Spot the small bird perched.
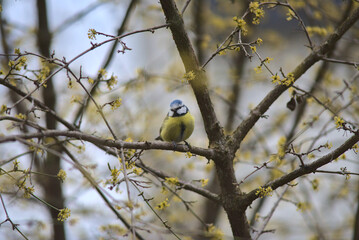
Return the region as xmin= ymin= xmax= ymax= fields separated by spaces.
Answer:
xmin=157 ymin=99 xmax=194 ymax=143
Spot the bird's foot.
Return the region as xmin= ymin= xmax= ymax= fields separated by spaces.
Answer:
xmin=184 ymin=140 xmax=192 ymax=151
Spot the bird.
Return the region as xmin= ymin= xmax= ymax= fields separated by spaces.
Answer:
xmin=157 ymin=99 xmax=194 ymax=143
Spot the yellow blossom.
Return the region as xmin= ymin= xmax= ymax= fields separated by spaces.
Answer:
xmin=255 ymin=186 xmax=273 ymax=198
xmin=218 ymin=50 xmax=227 ymax=56
xmin=13 ymin=159 xmax=20 ymax=171
xmin=283 ymin=73 xmax=295 ymax=86
xmin=307 ymin=26 xmax=328 ymax=37
xmin=107 ymin=75 xmax=118 ymax=90
xmin=271 ymin=74 xmax=281 ymax=84
xmin=88 ymin=77 xmax=94 ymax=84
xmin=296 ymin=202 xmax=311 ymax=212
xmin=37 ymin=63 xmax=51 ymax=87
xmin=70 ymin=95 xmax=82 ymax=104
xmin=334 ymin=116 xmax=344 ymax=128
xmin=249 ymin=1 xmax=264 ymax=25
xmin=155 ymin=198 xmax=170 ymax=210
xmin=57 ymin=208 xmax=71 ymax=221
xmin=184 ymin=70 xmax=196 ymax=81
xmin=57 ymin=169 xmax=67 ymax=183
xmin=254 ymin=66 xmax=262 ymax=74
xmin=286 ymin=9 xmax=295 ymax=21
xmin=325 ymin=142 xmax=333 ymax=149
xmin=165 ymin=177 xmax=179 ymax=186
xmin=200 ymin=179 xmax=209 ymax=187
xmin=110 ymin=98 xmax=122 ymax=110
xmin=23 ymin=186 xmax=34 ymax=198
xmin=110 ymin=167 xmax=120 ymax=184
xmin=8 ymin=60 xmax=15 ymax=67
xmin=132 ymin=167 xmax=143 ymax=175
xmin=87 ymin=28 xmax=97 ymax=40
xmin=250 ymin=46 xmax=257 ymax=52
xmin=161 ymin=186 xmax=168 ymax=194
xmin=352 ymin=144 xmax=358 ymax=153
xmin=98 ymin=68 xmax=108 ymax=79
xmin=67 ymin=80 xmax=73 ymax=88
xmin=277 ymin=136 xmax=286 ymax=158
xmin=311 ymin=179 xmax=319 ymax=191
xmin=0 ymin=104 xmax=7 ymax=115
xmin=205 ymin=224 xmax=224 ymax=240
xmin=256 ymin=37 xmax=263 ymax=46
xmin=233 ymin=17 xmax=248 ymax=35
xmin=264 ymin=57 xmax=273 ymax=63
xmin=185 ymin=152 xmax=193 ymax=158
xmin=100 ymin=224 xmax=126 ymax=235
xmin=15 ymin=113 xmax=26 ymax=120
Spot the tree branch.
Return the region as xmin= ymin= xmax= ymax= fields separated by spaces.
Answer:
xmin=159 ymin=0 xmax=224 ymax=144
xmin=0 ymin=129 xmax=216 ymax=159
xmin=243 ymin=131 xmax=359 ymax=206
xmin=230 ymin=6 xmax=359 ymax=152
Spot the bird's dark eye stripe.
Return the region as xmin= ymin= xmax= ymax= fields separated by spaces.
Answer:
xmin=171 ymin=106 xmax=182 ymax=111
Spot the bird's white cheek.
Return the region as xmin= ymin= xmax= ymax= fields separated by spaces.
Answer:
xmin=168 ymin=111 xmax=174 ymax=117
xmin=177 ymin=106 xmax=187 ymax=115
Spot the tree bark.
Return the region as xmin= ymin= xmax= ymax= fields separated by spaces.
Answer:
xmin=36 ymin=1 xmax=65 ymax=240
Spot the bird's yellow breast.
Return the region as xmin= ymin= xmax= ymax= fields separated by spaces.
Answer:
xmin=160 ymin=112 xmax=194 ymax=142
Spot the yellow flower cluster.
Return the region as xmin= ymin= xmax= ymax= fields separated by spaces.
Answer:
xmin=16 ymin=176 xmax=35 ymax=199
xmin=205 ymin=224 xmax=224 ymax=240
xmin=98 ymin=68 xmax=107 ymax=79
xmin=8 ymin=56 xmax=27 ymax=71
xmin=286 ymin=9 xmax=295 ymax=21
xmin=15 ymin=113 xmax=26 ymax=120
xmin=110 ymin=98 xmax=122 ymax=110
xmin=155 ymin=198 xmax=170 ymax=210
xmin=0 ymin=104 xmax=7 ymax=115
xmin=57 ymin=169 xmax=67 ymax=183
xmin=254 ymin=66 xmax=262 ymax=74
xmin=37 ymin=63 xmax=51 ymax=87
xmin=107 ymin=75 xmax=118 ymax=90
xmin=249 ymin=1 xmax=265 ymax=25
xmin=99 ymin=224 xmax=126 ymax=235
xmin=271 ymin=73 xmax=295 ymax=86
xmin=233 ymin=16 xmax=248 ymax=35
xmin=110 ymin=167 xmax=120 ymax=185
xmin=352 ymin=144 xmax=358 ymax=153
xmin=165 ymin=177 xmax=179 ymax=186
xmin=57 ymin=208 xmax=71 ymax=221
xmin=324 ymin=142 xmax=333 ymax=149
xmin=23 ymin=186 xmax=35 ymax=199
xmin=307 ymin=26 xmax=328 ymax=37
xmin=296 ymin=202 xmax=311 ymax=212
xmin=123 ymin=138 xmax=136 ymax=159
xmin=132 ymin=167 xmax=143 ymax=175
xmin=200 ymin=179 xmax=209 ymax=187
xmin=311 ymin=179 xmax=319 ymax=191
xmin=334 ymin=116 xmax=344 ymax=128
xmin=87 ymin=28 xmax=97 ymax=40
xmin=183 ymin=70 xmax=196 ymax=81
xmin=255 ymin=186 xmax=273 ymax=198
xmin=277 ymin=136 xmax=287 ymax=158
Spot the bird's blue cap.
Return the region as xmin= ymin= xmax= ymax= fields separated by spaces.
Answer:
xmin=170 ymin=99 xmax=183 ymax=110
